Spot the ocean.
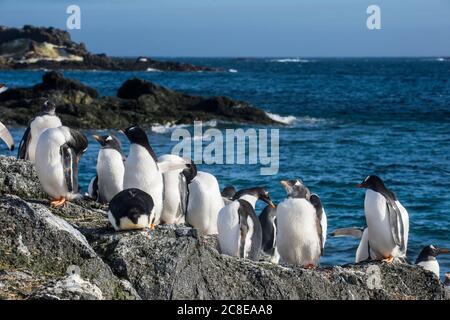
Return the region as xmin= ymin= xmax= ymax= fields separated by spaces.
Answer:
xmin=1 ymin=57 xmax=449 ymax=278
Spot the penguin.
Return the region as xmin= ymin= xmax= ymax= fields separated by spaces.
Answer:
xmin=35 ymin=126 xmax=88 ymax=206
xmin=0 ymin=84 xmax=7 ymax=94
xmin=184 ymin=163 xmax=225 ymax=235
xmin=108 ymin=188 xmax=155 ymax=231
xmin=0 ymin=121 xmax=14 ymax=151
xmin=357 ymin=175 xmax=410 ymax=262
xmin=159 ymin=154 xmax=191 ymax=225
xmin=259 ymin=204 xmax=280 ymax=263
xmin=445 ymin=273 xmax=450 ymax=289
xmin=276 ymin=179 xmax=327 ymax=267
xmin=122 ymin=125 xmax=188 ymax=225
xmin=88 ymin=135 xmax=125 ymax=204
xmin=221 ymin=185 xmax=236 ymax=205
xmin=18 ymin=100 xmax=62 ymax=164
xmin=331 ymin=227 xmax=370 ymax=263
xmin=217 ymin=187 xmax=274 ymax=261
xmin=121 ymin=125 xmax=164 ymax=224
xmin=415 ymin=245 xmax=449 ymax=278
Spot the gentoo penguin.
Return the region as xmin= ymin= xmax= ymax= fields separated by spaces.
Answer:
xmin=18 ymin=100 xmax=62 ymax=164
xmin=122 ymin=125 xmax=188 ymax=225
xmin=331 ymin=227 xmax=370 ymax=263
xmin=276 ymin=179 xmax=327 ymax=267
xmin=159 ymin=154 xmax=190 ymax=225
xmin=259 ymin=204 xmax=279 ymax=263
xmin=0 ymin=84 xmax=7 ymax=94
xmin=108 ymin=188 xmax=155 ymax=231
xmin=217 ymin=187 xmax=274 ymax=261
xmin=122 ymin=125 xmax=164 ymax=224
xmin=357 ymin=175 xmax=410 ymax=262
xmin=35 ymin=126 xmax=88 ymax=206
xmin=221 ymin=185 xmax=236 ymax=205
xmin=0 ymin=121 xmax=14 ymax=151
xmin=88 ymin=135 xmax=125 ymax=204
xmin=415 ymin=245 xmax=449 ymax=278
xmin=184 ymin=164 xmax=225 ymax=235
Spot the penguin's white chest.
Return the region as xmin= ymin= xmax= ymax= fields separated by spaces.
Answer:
xmin=417 ymin=260 xmax=440 ymax=278
xmin=276 ymin=198 xmax=321 ymax=266
xmin=97 ymin=149 xmax=124 ymax=203
xmin=28 ymin=115 xmax=62 ymax=163
xmin=186 ymin=171 xmax=224 ymax=235
xmin=124 ymin=144 xmax=163 ymax=220
xmin=217 ymin=201 xmax=242 ymax=257
xmin=364 ymin=190 xmax=396 ymax=259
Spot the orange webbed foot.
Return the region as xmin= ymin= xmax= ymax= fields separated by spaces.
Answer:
xmin=50 ymin=197 xmax=66 ymax=207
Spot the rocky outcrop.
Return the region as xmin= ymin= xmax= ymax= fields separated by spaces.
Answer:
xmin=0 ymin=156 xmax=448 ymax=300
xmin=0 ymin=72 xmax=279 ymax=128
xmin=0 ymin=25 xmax=220 ymax=72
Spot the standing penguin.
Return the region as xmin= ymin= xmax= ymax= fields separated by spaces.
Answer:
xmin=415 ymin=245 xmax=449 ymax=278
xmin=88 ymin=135 xmax=125 ymax=204
xmin=18 ymin=100 xmax=62 ymax=164
xmin=221 ymin=185 xmax=236 ymax=205
xmin=184 ymin=163 xmax=225 ymax=235
xmin=35 ymin=126 xmax=88 ymax=206
xmin=357 ymin=175 xmax=410 ymax=262
xmin=331 ymin=227 xmax=370 ymax=263
xmin=159 ymin=154 xmax=191 ymax=225
xmin=276 ymin=179 xmax=327 ymax=267
xmin=108 ymin=188 xmax=155 ymax=231
xmin=122 ymin=125 xmax=187 ymax=225
xmin=217 ymin=187 xmax=274 ymax=261
xmin=0 ymin=121 xmax=14 ymax=151
xmin=259 ymin=204 xmax=279 ymax=263
xmin=122 ymin=125 xmax=164 ymax=224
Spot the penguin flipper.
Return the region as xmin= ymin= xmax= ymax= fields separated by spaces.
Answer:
xmin=0 ymin=121 xmax=14 ymax=151
xmin=237 ymin=200 xmax=250 ymax=259
xmin=310 ymin=194 xmax=325 ymax=255
xmin=61 ymin=143 xmax=77 ymax=193
xmin=88 ymin=175 xmax=99 ymax=201
xmin=386 ymin=200 xmax=405 ymax=252
xmin=17 ymin=126 xmax=31 ymax=159
xmin=179 ymin=173 xmax=188 ymax=216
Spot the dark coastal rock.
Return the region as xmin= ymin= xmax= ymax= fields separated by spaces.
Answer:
xmin=0 ymin=73 xmax=279 ymax=128
xmin=0 ymin=156 xmax=448 ymax=300
xmin=0 ymin=25 xmax=220 ymax=72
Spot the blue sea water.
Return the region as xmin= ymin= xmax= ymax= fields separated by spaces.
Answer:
xmin=1 ymin=58 xmax=449 ymax=278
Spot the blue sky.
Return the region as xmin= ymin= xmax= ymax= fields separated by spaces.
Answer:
xmin=1 ymin=0 xmax=449 ymax=57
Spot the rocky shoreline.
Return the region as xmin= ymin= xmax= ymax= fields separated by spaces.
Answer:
xmin=0 ymin=71 xmax=279 ymax=128
xmin=0 ymin=156 xmax=448 ymax=300
xmin=0 ymin=25 xmax=221 ymax=72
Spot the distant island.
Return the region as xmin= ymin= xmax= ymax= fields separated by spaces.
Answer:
xmin=0 ymin=25 xmax=221 ymax=72
xmin=0 ymin=71 xmax=280 ymax=128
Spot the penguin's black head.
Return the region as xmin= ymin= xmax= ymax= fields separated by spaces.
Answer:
xmin=121 ymin=125 xmax=149 ymax=145
xmin=93 ymin=135 xmax=123 ymax=152
xmin=416 ymin=245 xmax=449 ymax=263
xmin=280 ymin=179 xmax=310 ymax=199
xmin=42 ymin=100 xmax=56 ymax=114
xmin=357 ymin=175 xmax=396 ymax=200
xmin=182 ymin=162 xmax=197 ymax=184
xmin=221 ymin=185 xmax=236 ymax=200
xmin=233 ymin=187 xmax=275 ymax=208
xmin=68 ymin=129 xmax=88 ymax=157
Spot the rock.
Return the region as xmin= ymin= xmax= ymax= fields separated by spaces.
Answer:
xmin=29 ymin=274 xmax=104 ymax=300
xmin=0 ymin=73 xmax=280 ymax=128
xmin=0 ymin=25 xmax=220 ymax=72
xmin=0 ymin=156 xmax=448 ymax=300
